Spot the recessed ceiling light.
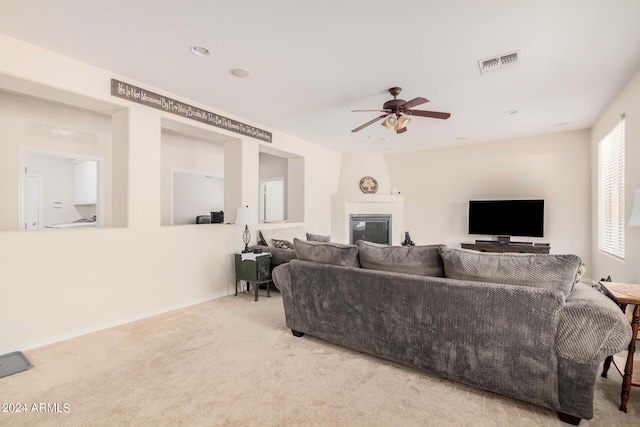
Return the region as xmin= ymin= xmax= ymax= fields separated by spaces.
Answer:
xmin=362 ymin=136 xmax=372 ymax=140
xmin=503 ymin=110 xmax=518 ymax=115
xmin=456 ymin=137 xmax=468 ymax=141
xmin=555 ymin=122 xmax=571 ymax=126
xmin=230 ymin=68 xmax=250 ymax=78
xmin=191 ymin=46 xmax=210 ymax=57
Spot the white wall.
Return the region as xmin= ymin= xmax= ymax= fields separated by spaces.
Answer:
xmin=0 ymin=34 xmax=341 ymax=354
xmin=259 ymin=152 xmax=288 ymax=180
xmin=337 ymin=153 xmax=391 ymax=195
xmin=384 ymin=130 xmax=593 ymax=270
xmin=591 ymin=68 xmax=640 ymax=283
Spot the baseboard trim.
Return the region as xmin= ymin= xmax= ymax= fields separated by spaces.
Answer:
xmin=0 ymin=289 xmax=234 ymax=356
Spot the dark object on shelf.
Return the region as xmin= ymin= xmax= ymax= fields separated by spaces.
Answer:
xmin=253 ymin=248 xmax=263 ymax=254
xmin=210 ymin=211 xmax=224 ymax=223
xmin=196 ymin=215 xmax=211 ymax=224
xmin=401 ymin=231 xmax=415 ymax=247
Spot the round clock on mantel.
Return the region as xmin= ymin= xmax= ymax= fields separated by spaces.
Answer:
xmin=359 ymin=176 xmax=378 ymax=194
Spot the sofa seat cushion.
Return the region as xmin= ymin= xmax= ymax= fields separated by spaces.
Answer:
xmin=357 ymin=241 xmax=445 ymax=277
xmin=293 ymin=238 xmax=360 ymax=267
xmin=259 ymin=226 xmax=306 ymax=248
xmin=439 ymin=247 xmax=582 ymax=297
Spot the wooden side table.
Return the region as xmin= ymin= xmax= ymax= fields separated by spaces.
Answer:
xmin=234 ymin=253 xmax=272 ymax=301
xmin=599 ymin=281 xmax=640 ymax=412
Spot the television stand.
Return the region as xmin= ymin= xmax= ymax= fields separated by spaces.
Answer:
xmin=461 ymin=241 xmax=550 ymax=254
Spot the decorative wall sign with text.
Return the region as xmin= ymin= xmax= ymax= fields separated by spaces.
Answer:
xmin=110 ymin=79 xmax=272 ymax=143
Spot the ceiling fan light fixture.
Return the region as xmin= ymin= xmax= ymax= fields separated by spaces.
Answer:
xmin=395 ymin=114 xmax=410 ymax=131
xmin=381 ymin=113 xmax=398 ymax=129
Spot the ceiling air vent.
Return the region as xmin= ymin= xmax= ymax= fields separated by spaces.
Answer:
xmin=478 ymin=50 xmax=520 ymax=75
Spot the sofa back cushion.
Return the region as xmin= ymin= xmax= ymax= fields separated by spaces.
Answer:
xmin=293 ymin=238 xmax=360 ymax=267
xmin=439 ymin=247 xmax=582 ymax=297
xmin=357 ymin=241 xmax=445 ymax=277
xmin=306 ymin=232 xmax=331 ymax=242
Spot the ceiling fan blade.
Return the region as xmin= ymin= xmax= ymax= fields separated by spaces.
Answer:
xmin=351 ymin=114 xmax=388 ymax=133
xmin=398 ymin=97 xmax=429 ymax=110
xmin=352 ymin=109 xmax=391 ymax=113
xmin=405 ymin=109 xmax=451 ymax=120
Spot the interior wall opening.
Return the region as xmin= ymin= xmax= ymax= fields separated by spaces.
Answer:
xmin=21 ymin=150 xmax=102 ymax=229
xmin=161 ymin=119 xmax=228 ymax=226
xmin=258 ymin=148 xmax=305 ymax=223
xmin=0 ymin=84 xmax=124 ymax=231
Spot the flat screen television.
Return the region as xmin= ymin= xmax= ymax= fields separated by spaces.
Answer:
xmin=468 ymin=199 xmax=544 ymax=238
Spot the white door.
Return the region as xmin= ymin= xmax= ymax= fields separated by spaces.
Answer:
xmin=260 ymin=178 xmax=285 ymax=222
xmin=24 ymin=174 xmax=42 ymax=229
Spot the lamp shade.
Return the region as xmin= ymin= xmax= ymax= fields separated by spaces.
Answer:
xmin=396 ymin=114 xmax=411 ymax=130
xmin=381 ymin=114 xmax=398 ymax=129
xmin=236 ymin=206 xmax=257 ymax=225
xmin=629 ymin=188 xmax=640 ymax=227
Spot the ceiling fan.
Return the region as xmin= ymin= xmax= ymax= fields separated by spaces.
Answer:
xmin=351 ymin=87 xmax=450 ymax=134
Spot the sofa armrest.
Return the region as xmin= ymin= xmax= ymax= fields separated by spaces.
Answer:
xmin=272 ymin=263 xmax=297 ymax=331
xmin=272 ymin=263 xmax=291 ymax=293
xmin=556 ymin=282 xmax=632 ymax=363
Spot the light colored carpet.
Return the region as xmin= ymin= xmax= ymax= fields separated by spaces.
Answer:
xmin=0 ymin=291 xmax=638 ymax=426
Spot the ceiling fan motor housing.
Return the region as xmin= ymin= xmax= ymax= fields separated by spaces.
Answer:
xmin=383 ymin=99 xmax=406 ymax=112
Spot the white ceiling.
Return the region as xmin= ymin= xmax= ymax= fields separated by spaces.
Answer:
xmin=2 ymin=0 xmax=640 ymax=154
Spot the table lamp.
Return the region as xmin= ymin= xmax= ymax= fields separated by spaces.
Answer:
xmin=236 ymin=206 xmax=258 ymax=253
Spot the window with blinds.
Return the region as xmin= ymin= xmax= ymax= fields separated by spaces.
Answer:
xmin=597 ymin=116 xmax=625 ymax=259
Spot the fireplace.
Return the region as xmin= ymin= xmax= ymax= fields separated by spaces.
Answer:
xmin=350 ymin=214 xmax=391 ymax=245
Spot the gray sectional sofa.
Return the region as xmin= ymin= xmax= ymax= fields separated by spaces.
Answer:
xmin=272 ymin=239 xmax=631 ymax=424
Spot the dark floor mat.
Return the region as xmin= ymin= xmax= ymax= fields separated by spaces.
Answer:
xmin=0 ymin=351 xmax=33 ymax=378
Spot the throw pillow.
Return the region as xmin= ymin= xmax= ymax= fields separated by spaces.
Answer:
xmin=272 ymin=239 xmax=294 ymax=250
xmin=439 ymin=247 xmax=582 ymax=297
xmin=257 ymin=231 xmax=267 ymax=246
xmin=356 ymin=240 xmax=445 ymax=277
xmin=306 ymin=232 xmax=331 ymax=242
xmin=260 ymin=226 xmax=306 ymax=248
xmin=293 ymin=238 xmax=360 ymax=267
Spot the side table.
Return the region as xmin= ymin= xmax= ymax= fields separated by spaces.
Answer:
xmin=234 ymin=252 xmax=272 ymax=301
xmin=600 ymin=281 xmax=640 ymax=412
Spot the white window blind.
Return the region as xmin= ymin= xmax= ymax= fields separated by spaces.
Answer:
xmin=598 ymin=116 xmax=625 ymax=259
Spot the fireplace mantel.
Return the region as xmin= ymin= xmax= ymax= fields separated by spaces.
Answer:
xmin=331 ymin=194 xmax=404 ymax=245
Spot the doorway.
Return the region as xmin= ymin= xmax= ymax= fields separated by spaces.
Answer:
xmin=23 ymin=174 xmax=42 ymax=229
